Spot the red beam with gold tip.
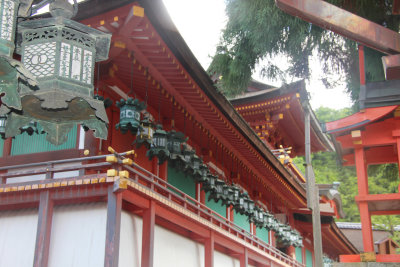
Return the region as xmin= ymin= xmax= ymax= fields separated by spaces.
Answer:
xmin=275 ymin=0 xmax=400 ymax=55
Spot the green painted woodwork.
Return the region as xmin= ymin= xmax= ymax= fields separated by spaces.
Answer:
xmin=306 ymin=249 xmax=313 ymax=267
xmin=234 ymin=210 xmax=250 ymax=232
xmin=10 ymin=125 xmax=77 ymax=156
xmin=167 ymin=166 xmax=196 ymax=199
xmin=256 ymin=226 xmax=269 ymax=244
xmin=295 ymin=247 xmax=303 ymax=264
xmin=205 ymin=191 xmax=226 ymax=218
xmin=0 ymin=138 xmax=3 ymax=156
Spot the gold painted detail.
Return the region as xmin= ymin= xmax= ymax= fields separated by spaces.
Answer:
xmin=133 ymin=6 xmax=145 ymax=17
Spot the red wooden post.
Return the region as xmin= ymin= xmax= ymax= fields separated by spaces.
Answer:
xmin=240 ymin=247 xmax=248 ymax=267
xmin=358 ymin=45 xmax=366 ymax=86
xmin=205 ymin=231 xmax=214 ymax=267
xmin=287 ymin=246 xmax=296 ymax=259
xmin=196 ymin=183 xmax=201 ymax=202
xmin=104 ymin=186 xmax=123 ymax=267
xmin=142 ymin=200 xmax=155 ymax=267
xmin=354 ymin=147 xmax=374 ymax=252
xmin=3 ymin=137 xmax=12 ymax=157
xmin=151 ymin=157 xmax=158 ymax=176
xmin=200 ymin=184 xmax=206 ymax=204
xmin=33 ymin=191 xmax=54 ymax=267
xmin=159 ymin=161 xmax=167 ymax=181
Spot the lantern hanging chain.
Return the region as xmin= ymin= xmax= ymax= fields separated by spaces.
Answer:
xmin=158 ymin=84 xmax=162 ymax=123
xmin=183 ymin=110 xmax=186 ymax=135
xmin=230 ymin=154 xmax=233 ymax=185
xmin=145 ymin=68 xmax=149 ymax=105
xmin=171 ymin=97 xmax=175 ymax=128
xmin=192 ymin=118 xmax=195 ymax=142
xmin=129 ymin=52 xmax=135 ymax=98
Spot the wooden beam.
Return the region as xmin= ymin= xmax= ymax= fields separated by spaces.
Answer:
xmin=104 ymin=186 xmax=123 ymax=267
xmin=141 ymin=200 xmax=155 ymax=267
xmin=33 ymin=191 xmax=53 ymax=267
xmin=205 ymin=231 xmax=214 ymax=267
xmin=276 ymin=0 xmax=400 ymax=54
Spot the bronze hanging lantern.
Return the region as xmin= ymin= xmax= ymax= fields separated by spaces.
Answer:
xmin=146 ymin=124 xmax=169 ymax=164
xmin=5 ymin=0 xmax=111 ymax=145
xmin=207 ymin=178 xmax=225 ymax=203
xmin=135 ymin=111 xmax=154 ymax=148
xmin=234 ymin=191 xmax=248 ymax=215
xmin=188 ymin=152 xmax=202 ymax=176
xmin=167 ymin=129 xmax=187 ymax=158
xmin=116 ymin=97 xmax=146 ymax=134
xmin=193 ymin=163 xmax=209 ymax=183
xmin=201 ymin=173 xmax=217 ymax=193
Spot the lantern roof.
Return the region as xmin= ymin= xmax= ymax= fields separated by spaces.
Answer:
xmin=17 ymin=16 xmax=111 ymax=62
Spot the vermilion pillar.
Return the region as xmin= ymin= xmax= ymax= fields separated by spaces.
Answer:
xmin=104 ymin=186 xmax=123 ymax=267
xmin=240 ymin=247 xmax=248 ymax=267
xmin=33 ymin=191 xmax=54 ymax=267
xmin=142 ymin=200 xmax=155 ymax=267
xmin=205 ymin=231 xmax=214 ymax=267
xmin=354 ymin=147 xmax=374 ymax=252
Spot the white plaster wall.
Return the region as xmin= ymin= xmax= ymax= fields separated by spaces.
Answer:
xmin=119 ymin=211 xmax=143 ymax=267
xmin=214 ymin=250 xmax=240 ymax=267
xmin=154 ymin=224 xmax=204 ymax=267
xmin=48 ymin=202 xmax=107 ymax=267
xmin=0 ymin=209 xmax=38 ymax=267
xmin=214 ymin=250 xmax=256 ymax=267
xmin=119 ymin=211 xmax=258 ymax=267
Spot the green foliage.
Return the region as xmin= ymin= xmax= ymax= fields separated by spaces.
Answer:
xmin=314 ymin=106 xmax=352 ymax=123
xmin=209 ymin=0 xmax=400 ymax=102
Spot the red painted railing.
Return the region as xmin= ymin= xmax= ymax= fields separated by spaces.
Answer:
xmin=0 ymin=154 xmax=305 ymax=267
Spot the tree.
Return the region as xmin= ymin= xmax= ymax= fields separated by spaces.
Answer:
xmin=209 ymin=0 xmax=399 ymax=102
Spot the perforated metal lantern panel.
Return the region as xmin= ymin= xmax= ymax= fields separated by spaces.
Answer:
xmin=0 ymin=0 xmax=18 ymax=57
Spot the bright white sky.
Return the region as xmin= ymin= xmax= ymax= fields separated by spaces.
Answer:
xmin=162 ymin=0 xmax=352 ymax=110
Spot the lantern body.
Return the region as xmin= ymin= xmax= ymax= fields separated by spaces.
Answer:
xmin=19 ymin=18 xmax=109 ymax=98
xmin=0 ymin=115 xmax=6 ymax=137
xmin=5 ymin=16 xmax=111 ymax=145
xmin=154 ymin=130 xmax=167 ymax=148
xmin=136 ymin=115 xmax=154 ymax=148
xmin=146 ymin=125 xmax=170 ymax=164
xmin=167 ymin=130 xmax=186 ymax=155
xmin=192 ymin=155 xmax=201 ymax=170
xmin=116 ymin=98 xmax=145 ymax=134
xmin=0 ymin=0 xmax=18 ymax=57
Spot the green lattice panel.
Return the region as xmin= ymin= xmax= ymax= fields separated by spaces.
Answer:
xmin=205 ymin=192 xmax=226 ymax=218
xmin=256 ymin=227 xmax=269 ymax=244
xmin=306 ymin=249 xmax=313 ymax=267
xmin=167 ymin=166 xmax=196 ymax=199
xmin=296 ymin=247 xmax=303 ymax=264
xmin=234 ymin=210 xmax=250 ymax=232
xmin=11 ymin=125 xmax=77 ymax=155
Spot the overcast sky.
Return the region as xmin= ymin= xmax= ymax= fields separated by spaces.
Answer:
xmin=162 ymin=0 xmax=352 ymax=110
